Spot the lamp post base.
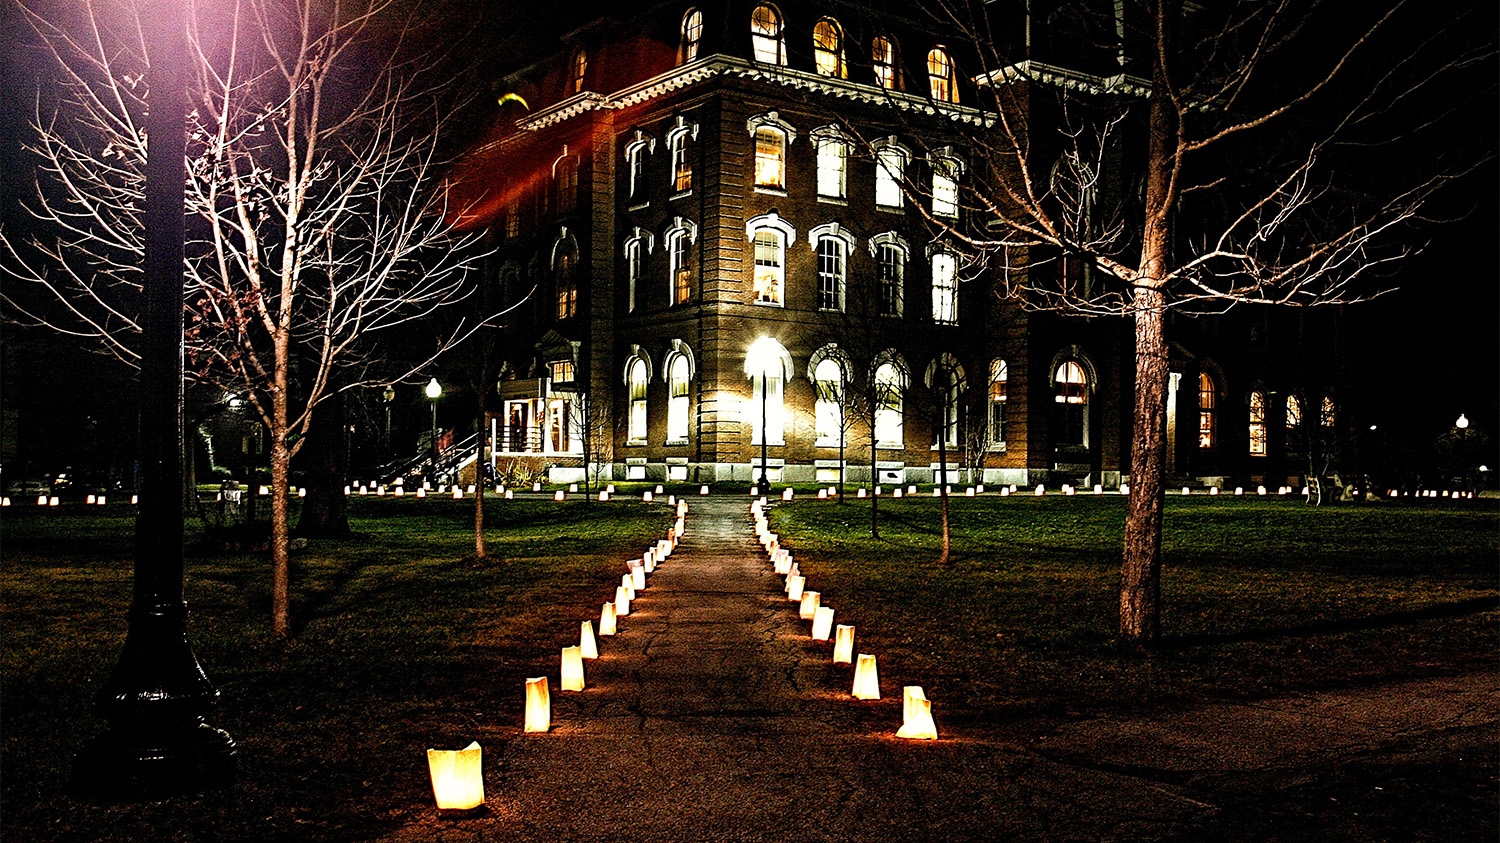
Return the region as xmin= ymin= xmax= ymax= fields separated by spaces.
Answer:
xmin=74 ymin=720 xmax=236 ymax=801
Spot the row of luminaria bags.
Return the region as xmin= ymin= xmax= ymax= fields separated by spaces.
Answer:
xmin=752 ymin=498 xmax=938 ymax=742
xmin=425 ymin=497 xmax=691 ymax=814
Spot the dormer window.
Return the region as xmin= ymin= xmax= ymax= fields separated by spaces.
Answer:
xmin=927 ymin=46 xmax=958 ymax=104
xmin=813 ymin=18 xmax=845 ymax=79
xmin=872 ymin=36 xmax=898 ymax=89
xmin=751 ymin=4 xmax=785 ymax=65
xmin=680 ymin=9 xmax=703 ymax=64
xmin=570 ymin=50 xmax=587 ymax=94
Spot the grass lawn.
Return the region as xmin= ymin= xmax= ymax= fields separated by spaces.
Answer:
xmin=2 ymin=495 xmax=672 ymax=842
xmin=769 ymin=494 xmax=1499 ymax=724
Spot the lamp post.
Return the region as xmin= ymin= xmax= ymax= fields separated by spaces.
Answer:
xmin=383 ymin=385 xmax=396 ymax=464
xmin=427 ymin=378 xmax=442 ymax=481
xmin=1456 ymin=414 xmax=1470 ymax=492
xmin=73 ymin=0 xmax=235 ymax=798
xmin=746 ymin=338 xmax=778 ymax=497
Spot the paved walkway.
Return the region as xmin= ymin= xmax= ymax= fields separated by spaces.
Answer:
xmin=380 ymin=498 xmax=1498 ymax=842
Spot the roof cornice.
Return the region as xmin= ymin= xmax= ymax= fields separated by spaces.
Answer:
xmin=516 ymin=54 xmax=996 ymax=132
xmin=979 ymin=60 xmax=1151 ymax=97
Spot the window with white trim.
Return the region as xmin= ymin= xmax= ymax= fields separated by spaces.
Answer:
xmin=667 ymin=117 xmax=697 ymax=194
xmin=1054 ymin=360 xmax=1088 ymax=447
xmin=627 ymin=357 xmax=649 ymax=442
xmin=874 ymin=361 xmax=905 ymax=449
xmin=929 ymin=150 xmax=963 ymax=219
xmin=667 ymin=353 xmax=692 ymax=443
xmin=1198 ymin=372 xmax=1217 ymax=449
xmin=810 ymin=223 xmax=854 ymax=313
xmin=871 ymin=233 xmax=907 ymax=317
xmin=571 ymin=50 xmax=587 ymax=94
xmin=814 ymin=358 xmax=844 ymax=444
xmin=755 ymin=128 xmax=785 ymax=189
xmin=874 ymin=139 xmax=910 ymax=209
xmin=931 ymin=249 xmax=958 ymax=324
xmin=813 ymin=18 xmax=845 ymax=79
xmin=553 ymin=231 xmax=579 ymax=320
xmin=622 ymin=227 xmax=653 ymax=313
xmin=750 ymin=4 xmax=785 ymax=65
xmin=746 ymin=212 xmax=795 ymax=306
xmin=814 ymin=131 xmax=848 ymax=199
xmin=624 ymin=131 xmax=654 ymax=203
xmin=665 ymin=216 xmax=697 ymax=305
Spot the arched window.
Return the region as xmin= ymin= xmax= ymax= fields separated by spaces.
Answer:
xmin=813 ymin=358 xmax=845 ymax=444
xmin=622 ymin=227 xmax=653 ymax=313
xmin=746 ymin=212 xmax=795 ymax=306
xmin=874 ymin=360 xmax=906 ymax=449
xmin=926 ymin=355 xmax=966 ymax=447
xmin=627 ymin=357 xmax=649 ymax=442
xmin=665 ymin=216 xmax=697 ymax=305
xmin=989 ymin=359 xmax=1008 ymax=445
xmin=810 ymin=223 xmax=854 ymax=313
xmin=1320 ymin=396 xmax=1337 ymax=428
xmin=813 ymin=18 xmax=845 ymax=78
xmin=872 ymin=36 xmax=898 ymax=89
xmin=927 ymin=47 xmax=958 ymax=103
xmin=754 ymin=127 xmax=787 ymax=189
xmin=667 ymin=116 xmax=697 ymax=194
xmin=873 ymin=137 xmax=911 ymax=209
xmin=812 ymin=126 xmax=849 ymax=199
xmin=745 ymin=336 xmax=790 ymax=446
xmin=552 ymin=231 xmax=579 ymax=320
xmin=623 ymin=130 xmax=654 ymax=203
xmin=1249 ymin=391 xmax=1267 ymax=456
xmin=750 ymin=4 xmax=785 ymax=65
xmin=870 ymin=232 xmax=908 ymax=317
xmin=928 ymin=148 xmax=964 ymax=219
xmin=667 ymin=352 xmax=693 ymax=443
xmin=570 ymin=50 xmax=587 ymax=94
xmin=554 ymin=154 xmax=579 ymax=215
xmin=680 ymin=9 xmax=703 ymax=64
xmin=1286 ymin=394 xmax=1303 ymax=429
xmin=931 ymin=249 xmax=958 ymax=324
xmin=1198 ymin=372 xmax=1216 ymax=449
xmin=1054 ymin=361 xmax=1088 ymax=446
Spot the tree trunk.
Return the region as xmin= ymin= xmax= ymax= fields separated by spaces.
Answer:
xmin=869 ymin=408 xmax=880 ymax=538
xmin=1120 ymin=287 xmax=1167 ymax=644
xmin=474 ymin=385 xmax=487 ymax=559
xmin=294 ymin=389 xmax=350 ymax=536
xmin=937 ymin=391 xmax=950 ymax=565
xmin=270 ymin=334 xmax=291 ymax=638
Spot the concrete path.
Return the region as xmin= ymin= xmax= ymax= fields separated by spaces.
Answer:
xmin=379 ymin=498 xmax=1498 ymax=842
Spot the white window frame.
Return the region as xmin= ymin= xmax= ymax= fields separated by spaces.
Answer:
xmin=665 ymin=216 xmax=698 ymax=305
xmin=622 ymin=227 xmax=655 ymax=313
xmin=872 ymin=36 xmax=897 ymax=89
xmin=928 ymin=148 xmax=965 ymax=219
xmin=747 ymin=111 xmax=796 ymax=192
xmin=746 ymin=212 xmax=795 ymax=307
xmin=927 ymin=46 xmax=958 ymax=104
xmin=873 ymin=137 xmax=911 ymax=210
xmin=750 ymin=4 xmax=785 ymax=65
xmin=1249 ymin=390 xmax=1268 ymax=456
xmin=623 ymin=131 xmax=656 ymax=204
xmin=812 ymin=18 xmax=845 ymax=79
xmin=930 ymin=247 xmax=958 ymax=325
xmin=666 ymin=351 xmax=693 ymax=444
xmin=812 ymin=357 xmax=846 ymax=446
xmin=988 ymin=359 xmax=1008 ymax=449
xmin=809 ymin=222 xmax=855 ymax=313
xmin=680 ymin=9 xmax=703 ymax=64
xmin=812 ymin=125 xmax=849 ymax=200
xmin=873 ymin=357 xmax=907 ymax=450
xmin=869 ymin=232 xmax=908 ymax=317
xmin=666 ymin=117 xmax=698 ymax=196
xmin=626 ymin=357 xmax=650 ymax=444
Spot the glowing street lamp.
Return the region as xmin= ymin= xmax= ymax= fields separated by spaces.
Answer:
xmin=426 ymin=378 xmax=443 ymax=481
xmin=746 ymin=337 xmax=783 ymax=497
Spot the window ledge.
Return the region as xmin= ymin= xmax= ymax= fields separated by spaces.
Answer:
xmin=665 ymin=438 xmax=689 ymax=447
xmin=988 ymin=443 xmax=1007 ymax=453
xmin=753 ymin=186 xmax=788 ymax=197
xmin=753 ymin=299 xmax=785 ymax=308
xmin=671 ymin=190 xmax=693 ymax=201
xmin=816 ymin=195 xmax=848 ymax=206
xmin=628 ymin=201 xmax=649 ymax=212
xmin=815 ymin=438 xmax=842 ymax=448
xmin=626 ymin=439 xmax=648 ymax=447
xmin=876 ymin=203 xmax=904 ymax=213
xmin=876 ymin=442 xmax=903 ymax=451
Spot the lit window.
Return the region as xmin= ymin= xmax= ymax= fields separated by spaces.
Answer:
xmin=750 ymin=4 xmax=784 ymax=65
xmin=1198 ymin=372 xmax=1216 ymax=449
xmin=752 ymin=231 xmax=783 ymax=305
xmin=555 ymin=155 xmax=578 ymax=215
xmin=754 ymin=128 xmax=785 ymax=189
xmin=989 ymin=359 xmax=1008 ymax=445
xmin=1286 ymin=394 xmax=1303 ymax=429
xmin=627 ymin=357 xmax=649 ymax=442
xmin=667 ymin=118 xmax=696 ymax=194
xmin=815 ymin=132 xmax=847 ymax=199
xmin=931 ymin=250 xmax=958 ymax=324
xmin=930 ymin=153 xmax=962 ymax=218
xmin=505 ymin=199 xmax=520 ymax=239
xmin=553 ymin=232 xmax=578 ymax=320
xmin=816 ymin=237 xmax=845 ymax=311
xmin=680 ymin=9 xmax=703 ymax=64
xmin=1054 ymin=361 xmax=1088 ymax=446
xmin=1320 ymin=396 xmax=1336 ymax=428
xmin=871 ymin=235 xmax=906 ymax=317
xmin=874 ymin=361 xmax=905 ymax=449
xmin=571 ymin=50 xmax=587 ymax=94
xmin=872 ymin=36 xmax=897 ymax=89
xmin=746 ymin=212 xmax=795 ymax=306
xmin=545 ymin=396 xmax=576 ymax=453
xmin=814 ymin=358 xmax=845 ymax=444
xmin=746 ymin=338 xmax=788 ymax=447
xmin=1249 ymin=391 xmax=1267 ymax=456
xmin=927 ymin=47 xmax=957 ymax=103
xmin=667 ymin=353 xmax=692 ymax=442
xmin=929 ymin=356 xmax=965 ymax=447
xmin=665 ymin=217 xmax=698 ymax=305
xmin=813 ymin=19 xmax=845 ymax=79
xmin=874 ymin=139 xmax=910 ymax=208
xmin=549 ymin=359 xmax=576 ymax=384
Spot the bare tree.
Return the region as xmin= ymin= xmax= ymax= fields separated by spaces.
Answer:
xmin=4 ymin=0 xmax=490 ymax=636
xmin=881 ymin=0 xmax=1493 ymax=643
